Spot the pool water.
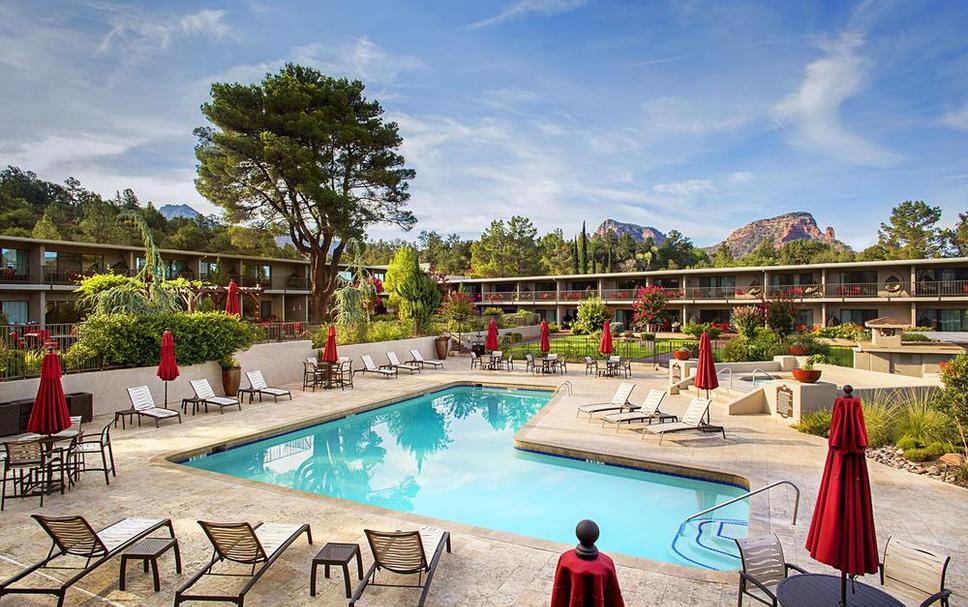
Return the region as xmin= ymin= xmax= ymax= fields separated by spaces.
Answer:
xmin=183 ymin=385 xmax=748 ymax=569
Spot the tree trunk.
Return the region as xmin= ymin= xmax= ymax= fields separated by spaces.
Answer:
xmin=309 ymin=252 xmax=338 ymax=322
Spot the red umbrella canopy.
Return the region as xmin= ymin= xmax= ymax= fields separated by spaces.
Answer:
xmin=224 ymin=279 xmax=241 ymax=315
xmin=157 ymin=329 xmax=180 ymax=381
xmin=485 ymin=318 xmax=499 ymax=351
xmin=321 ymin=325 xmax=339 ymax=363
xmin=540 ymin=320 xmax=551 ymax=353
xmin=598 ymin=320 xmax=613 ymax=355
xmin=693 ymin=331 xmax=719 ymax=391
xmin=805 ymin=395 xmax=879 ymax=576
xmin=27 ymin=351 xmax=71 ymax=435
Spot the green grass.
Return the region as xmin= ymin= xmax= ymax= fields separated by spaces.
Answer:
xmin=505 ymin=335 xmax=699 ymax=362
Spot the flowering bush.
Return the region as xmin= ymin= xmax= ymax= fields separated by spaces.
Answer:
xmin=631 ymin=286 xmax=668 ymax=332
xmin=732 ymin=305 xmax=765 ymax=340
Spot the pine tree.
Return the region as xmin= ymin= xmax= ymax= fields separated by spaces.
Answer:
xmin=579 ymin=221 xmax=588 ymax=274
xmin=572 ymin=238 xmax=580 ymax=274
xmin=32 ymin=213 xmax=62 ymax=240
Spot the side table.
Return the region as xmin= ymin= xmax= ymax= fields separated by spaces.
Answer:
xmin=120 ymin=537 xmax=182 ymax=592
xmin=310 ymin=542 xmax=363 ymax=598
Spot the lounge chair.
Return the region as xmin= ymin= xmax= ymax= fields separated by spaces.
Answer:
xmin=387 ymin=351 xmax=421 ymax=374
xmin=358 ymin=354 xmax=397 ymax=378
xmin=641 ymin=397 xmax=724 ymax=444
xmin=575 ymin=383 xmax=636 ymax=419
xmin=0 ymin=515 xmax=174 ymax=607
xmin=601 ymin=389 xmax=675 ymax=429
xmin=734 ymin=535 xmax=807 ymax=606
xmin=350 ymin=526 xmax=451 ymax=607
xmin=239 ymin=370 xmax=292 ymax=403
xmin=122 ymin=386 xmax=183 ymax=427
xmin=409 ymin=349 xmax=444 ymax=369
xmin=175 ymin=521 xmax=312 ymax=607
xmin=879 ymin=537 xmax=951 ymax=606
xmin=190 ymin=379 xmax=242 ymax=414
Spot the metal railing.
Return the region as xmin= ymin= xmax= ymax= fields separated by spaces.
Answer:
xmin=825 ymin=282 xmax=881 ymax=298
xmin=681 ymin=480 xmax=801 ymax=528
xmin=717 ymin=366 xmax=733 ymax=388
xmin=0 ymin=271 xmax=30 ymax=284
xmin=552 ymin=381 xmax=573 ymax=398
xmin=915 ymin=279 xmax=968 ymax=297
xmin=751 ymin=369 xmax=778 ymax=385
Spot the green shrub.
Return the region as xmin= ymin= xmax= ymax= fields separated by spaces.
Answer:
xmin=731 ymin=305 xmax=764 ymax=340
xmin=682 ymin=322 xmax=722 ymax=340
xmin=639 ymin=332 xmax=655 ymax=341
xmin=926 ymin=442 xmax=954 ymax=456
xmin=903 ymin=447 xmax=935 ymax=462
xmin=719 ymin=327 xmax=785 ymax=362
xmin=896 ymin=390 xmax=951 ymax=446
xmin=901 ymin=332 xmax=934 ymax=342
xmin=795 ymin=409 xmax=833 ymax=438
xmin=863 ymin=401 xmax=898 ymax=448
xmin=482 ymin=307 xmax=503 ymax=317
xmin=571 ymin=297 xmax=610 ymax=335
xmin=69 ymin=312 xmax=260 ymax=368
xmin=812 ymin=323 xmax=871 ymax=341
xmin=547 ymin=322 xmax=560 ymax=333
xmin=786 ymin=332 xmax=831 ymax=355
xmin=896 ymin=436 xmax=920 ymax=450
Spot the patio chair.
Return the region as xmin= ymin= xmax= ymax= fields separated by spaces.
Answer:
xmin=240 ymin=370 xmax=292 ymax=403
xmin=879 ymin=537 xmax=951 ymax=606
xmin=575 ymin=383 xmax=637 ymax=419
xmin=584 ymin=356 xmax=598 ymax=376
xmin=734 ymin=535 xmax=807 ymax=606
xmin=641 ymin=397 xmax=724 ymax=444
xmin=53 ymin=416 xmax=83 ymax=440
xmin=601 ymin=389 xmax=675 ymax=429
xmin=0 ymin=515 xmax=174 ymax=607
xmin=470 ymin=351 xmax=481 ymax=370
xmin=606 ymin=356 xmax=631 ymax=378
xmin=303 ymin=358 xmax=323 ymax=391
xmin=123 ymin=386 xmax=183 ymax=427
xmin=174 ymin=520 xmax=312 ymax=607
xmin=525 ymin=353 xmax=538 ymax=374
xmin=387 ymin=351 xmax=421 ymax=374
xmin=503 ymin=354 xmax=515 ymax=371
xmin=1 ymin=439 xmax=55 ymax=511
xmin=71 ymin=420 xmax=116 ymax=486
xmin=338 ymin=358 xmax=354 ymax=390
xmin=358 ymin=354 xmax=397 ymax=378
xmin=190 ymin=379 xmax=242 ymax=414
xmin=350 ymin=526 xmax=451 ymax=607
xmin=548 ymin=353 xmax=568 ymax=374
xmin=409 ymin=349 xmax=444 ymax=369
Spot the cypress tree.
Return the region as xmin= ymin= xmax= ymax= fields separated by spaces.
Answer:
xmin=572 ymin=238 xmax=580 ymax=274
xmin=580 ymin=221 xmax=588 ymax=274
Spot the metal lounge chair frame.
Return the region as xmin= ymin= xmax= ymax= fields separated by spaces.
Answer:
xmin=358 ymin=354 xmax=397 ymax=378
xmin=175 ymin=521 xmax=312 ymax=607
xmin=121 ymin=386 xmax=183 ymax=427
xmin=239 ymin=370 xmax=292 ymax=403
xmin=190 ymin=379 xmax=242 ymax=414
xmin=575 ymin=383 xmax=637 ymax=419
xmin=409 ymin=349 xmax=444 ymax=369
xmin=601 ymin=389 xmax=675 ymax=429
xmin=641 ymin=398 xmax=724 ymax=443
xmin=0 ymin=515 xmax=173 ymax=607
xmin=387 ymin=351 xmax=422 ymax=374
xmin=350 ymin=527 xmax=451 ymax=607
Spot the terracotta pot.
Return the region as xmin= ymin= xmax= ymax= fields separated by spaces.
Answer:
xmin=788 ymin=345 xmax=808 ymax=356
xmin=792 ymin=368 xmax=822 ymax=383
xmin=221 ymin=367 xmax=241 ymax=396
xmin=672 ymin=350 xmax=692 ymax=361
xmin=434 ymin=336 xmax=450 ymax=360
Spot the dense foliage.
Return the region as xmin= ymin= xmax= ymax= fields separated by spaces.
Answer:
xmin=68 ymin=312 xmax=260 ymax=368
xmin=631 ymin=286 xmax=668 ymax=332
xmin=571 ymin=297 xmax=611 ymax=334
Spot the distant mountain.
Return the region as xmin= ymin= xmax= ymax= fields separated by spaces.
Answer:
xmin=158 ymin=204 xmax=201 ymax=220
xmin=595 ymin=218 xmax=667 ymax=245
xmin=708 ymin=212 xmax=845 ymax=257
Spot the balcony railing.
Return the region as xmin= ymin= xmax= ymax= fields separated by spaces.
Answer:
xmin=601 ymin=289 xmax=637 ymax=300
xmin=825 ymin=282 xmax=882 ymax=298
xmin=240 ymin=275 xmax=271 ymax=288
xmin=481 ymin=291 xmax=516 ymax=303
xmin=765 ymin=284 xmax=824 ymax=299
xmin=281 ymin=276 xmax=309 ymax=290
xmin=44 ymin=270 xmax=104 ymax=284
xmin=915 ymin=280 xmax=968 ymax=297
xmin=0 ymin=270 xmax=29 ymax=284
xmin=515 ymin=290 xmax=558 ymax=303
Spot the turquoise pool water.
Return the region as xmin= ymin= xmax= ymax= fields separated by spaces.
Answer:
xmin=183 ymin=385 xmax=748 ymax=569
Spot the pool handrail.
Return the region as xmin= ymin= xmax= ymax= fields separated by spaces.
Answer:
xmin=716 ymin=367 xmax=733 ymax=388
xmin=553 ymin=381 xmax=573 ymax=398
xmin=680 ymin=480 xmax=800 ymax=530
xmin=751 ymin=368 xmax=778 ymax=385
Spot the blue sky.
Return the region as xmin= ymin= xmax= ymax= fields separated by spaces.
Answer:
xmin=2 ymin=0 xmax=967 ymax=248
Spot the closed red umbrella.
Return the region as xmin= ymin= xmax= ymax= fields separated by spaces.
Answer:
xmin=485 ymin=318 xmax=499 ymax=351
xmin=598 ymin=320 xmax=613 ymax=355
xmin=157 ymin=329 xmax=179 ymax=408
xmin=694 ymin=331 xmax=719 ymax=399
xmin=27 ymin=351 xmax=71 ymax=435
xmin=540 ymin=320 xmax=551 ymax=354
xmin=551 ymin=520 xmax=625 ymax=607
xmin=805 ymin=386 xmax=878 ymax=605
xmin=225 ymin=279 xmax=241 ymax=315
xmin=322 ymin=325 xmax=338 ymax=363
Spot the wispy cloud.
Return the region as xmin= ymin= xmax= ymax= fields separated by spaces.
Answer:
xmin=641 ymin=97 xmax=753 ymax=135
xmin=466 ymin=0 xmax=588 ymax=29
xmin=95 ymin=5 xmax=232 ymax=61
xmin=292 ymin=37 xmax=424 ymax=84
xmin=651 ymin=179 xmax=715 ymax=196
xmin=943 ymin=104 xmax=968 ymax=131
xmin=730 ymin=171 xmax=753 ymax=183
xmin=772 ymin=32 xmax=901 ymax=167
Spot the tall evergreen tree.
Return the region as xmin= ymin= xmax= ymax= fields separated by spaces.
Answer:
xmin=579 ymin=221 xmax=588 ymax=274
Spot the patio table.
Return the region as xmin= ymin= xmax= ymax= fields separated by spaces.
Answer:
xmin=776 ymin=574 xmax=903 ymax=607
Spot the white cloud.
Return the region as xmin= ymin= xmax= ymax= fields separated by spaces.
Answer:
xmin=772 ymin=32 xmax=901 ymax=167
xmin=730 ymin=171 xmax=753 ymax=183
xmin=290 ymin=38 xmax=424 ymax=84
xmin=641 ymin=97 xmax=753 ymax=135
xmin=466 ymin=0 xmax=588 ymax=29
xmin=943 ymin=105 xmax=968 ymax=131
xmin=480 ymin=87 xmax=541 ymax=111
xmin=651 ymin=179 xmax=715 ymax=196
xmin=96 ymin=6 xmax=232 ymax=61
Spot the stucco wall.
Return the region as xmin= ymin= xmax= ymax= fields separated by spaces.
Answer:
xmin=0 ymin=335 xmax=441 ymax=418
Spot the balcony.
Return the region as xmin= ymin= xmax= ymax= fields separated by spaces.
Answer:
xmin=0 ymin=269 xmax=29 ymax=284
xmin=825 ymin=282 xmax=881 ymax=298
xmin=239 ymin=275 xmax=271 ymax=288
xmin=765 ymin=284 xmax=824 ymax=299
xmin=559 ymin=289 xmax=600 ymax=302
xmin=600 ymin=288 xmax=637 ymax=301
xmin=481 ymin=291 xmax=516 ymax=303
xmin=44 ymin=270 xmax=105 ymax=285
xmin=915 ymin=280 xmax=968 ymax=297
xmin=515 ymin=290 xmax=557 ymax=303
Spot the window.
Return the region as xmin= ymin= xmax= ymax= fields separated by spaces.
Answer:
xmin=839 ymin=309 xmax=878 ymax=326
xmin=697 ymin=276 xmax=735 ymax=297
xmin=917 ymin=309 xmax=968 ymax=331
xmin=698 ymin=309 xmax=731 ymax=324
xmin=840 ymin=271 xmax=877 ymax=284
xmin=200 ymin=260 xmax=218 ymax=279
xmin=796 ymin=309 xmax=814 ymax=328
xmin=655 ymin=278 xmax=679 ymax=289
xmin=45 ymin=301 xmax=82 ymax=324
xmin=772 ymin=273 xmax=815 ymax=286
xmin=260 ymin=300 xmax=273 ymax=321
xmin=243 ymin=263 xmax=271 ymax=285
xmin=0 ymin=248 xmax=28 ymax=281
xmin=1 ymin=301 xmax=28 ymax=324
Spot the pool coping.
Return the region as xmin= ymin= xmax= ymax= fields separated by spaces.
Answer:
xmin=156 ymin=379 xmax=741 ymax=584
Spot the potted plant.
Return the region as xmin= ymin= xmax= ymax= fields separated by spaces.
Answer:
xmin=792 ymin=354 xmax=826 ymax=383
xmin=219 ymin=355 xmax=242 ymax=396
xmin=672 ymin=349 xmax=692 ymax=361
xmin=788 ymin=344 xmax=809 ymax=356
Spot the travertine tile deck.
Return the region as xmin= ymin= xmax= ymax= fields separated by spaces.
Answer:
xmin=0 ymin=362 xmax=964 ymax=606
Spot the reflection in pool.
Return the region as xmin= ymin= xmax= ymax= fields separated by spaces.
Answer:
xmin=184 ymin=385 xmax=748 ymax=569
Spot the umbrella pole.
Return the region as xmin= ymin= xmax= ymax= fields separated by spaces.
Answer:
xmin=840 ymin=571 xmax=847 ymax=606
xmin=164 ymin=381 xmax=169 ymax=409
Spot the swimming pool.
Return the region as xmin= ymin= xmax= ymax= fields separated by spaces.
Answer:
xmin=182 ymin=385 xmax=748 ymax=570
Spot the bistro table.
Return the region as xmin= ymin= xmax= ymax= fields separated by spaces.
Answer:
xmin=777 ymin=574 xmax=904 ymax=607
xmin=317 ymin=361 xmax=339 ymax=389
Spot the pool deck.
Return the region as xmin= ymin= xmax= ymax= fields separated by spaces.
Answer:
xmin=0 ymin=362 xmax=964 ymax=606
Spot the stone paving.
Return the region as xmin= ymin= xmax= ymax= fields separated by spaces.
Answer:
xmin=0 ymin=362 xmax=964 ymax=607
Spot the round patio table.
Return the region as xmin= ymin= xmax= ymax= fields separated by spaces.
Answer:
xmin=777 ymin=574 xmax=904 ymax=607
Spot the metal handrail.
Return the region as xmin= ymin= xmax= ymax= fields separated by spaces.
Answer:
xmin=682 ymin=480 xmax=800 ymax=528
xmin=752 ymin=368 xmax=777 ymax=385
xmin=553 ymin=381 xmax=573 ymax=398
xmin=716 ymin=367 xmax=733 ymax=388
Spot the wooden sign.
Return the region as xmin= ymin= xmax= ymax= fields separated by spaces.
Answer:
xmin=671 ymin=363 xmax=681 ymax=383
xmin=776 ymin=384 xmax=793 ymax=418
